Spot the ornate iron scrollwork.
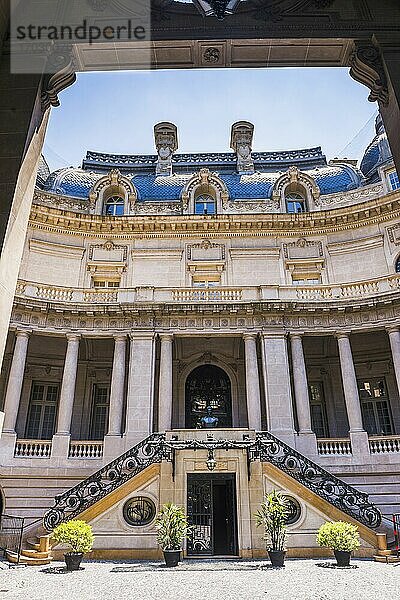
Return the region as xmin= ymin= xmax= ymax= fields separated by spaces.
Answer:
xmin=253 ymin=431 xmax=382 ymax=529
xmin=43 ymin=433 xmax=166 ymax=531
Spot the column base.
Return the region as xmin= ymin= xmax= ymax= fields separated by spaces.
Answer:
xmin=51 ymin=434 xmax=71 ymax=461
xmin=349 ymin=430 xmax=370 ymax=460
xmin=0 ymin=432 xmax=17 ymax=462
xmin=295 ymin=432 xmax=318 ymax=457
xmin=104 ymin=434 xmax=125 ymax=460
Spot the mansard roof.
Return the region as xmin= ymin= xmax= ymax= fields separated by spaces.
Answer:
xmin=40 ymin=147 xmax=365 ymax=201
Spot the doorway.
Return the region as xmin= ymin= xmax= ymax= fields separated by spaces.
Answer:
xmin=185 ymin=364 xmax=232 ymax=429
xmin=187 ymin=473 xmax=238 ymax=556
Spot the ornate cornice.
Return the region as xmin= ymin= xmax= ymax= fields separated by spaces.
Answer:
xmin=349 ymin=40 xmax=389 ymax=105
xmin=28 ymin=191 xmax=400 ymax=239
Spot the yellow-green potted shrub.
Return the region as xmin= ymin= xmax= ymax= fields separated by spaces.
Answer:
xmin=255 ymin=490 xmax=289 ymax=568
xmin=317 ymin=521 xmax=360 ymax=566
xmin=53 ymin=519 xmax=94 ymax=571
xmin=155 ymin=503 xmax=191 ymax=567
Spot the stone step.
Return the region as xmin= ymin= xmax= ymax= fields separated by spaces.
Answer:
xmin=6 ymin=551 xmax=52 ymax=566
xmin=21 ymin=549 xmax=51 ymax=559
xmin=373 ymin=554 xmax=400 ymax=563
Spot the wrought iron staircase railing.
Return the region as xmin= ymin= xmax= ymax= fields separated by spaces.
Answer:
xmin=43 ymin=430 xmax=382 ymax=532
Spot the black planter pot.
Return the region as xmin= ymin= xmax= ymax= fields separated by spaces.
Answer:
xmin=334 ymin=550 xmax=351 ymax=567
xmin=268 ymin=549 xmax=286 ymax=568
xmin=64 ymin=552 xmax=84 ymax=571
xmin=163 ymin=550 xmax=181 ymax=567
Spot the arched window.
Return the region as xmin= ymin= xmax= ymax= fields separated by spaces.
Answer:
xmin=396 ymin=256 xmax=400 ymax=273
xmin=195 ymin=194 xmax=216 ymax=215
xmin=285 ymin=191 xmax=306 ymax=214
xmin=104 ymin=195 xmax=124 ymax=216
xmin=185 ymin=364 xmax=232 ymax=428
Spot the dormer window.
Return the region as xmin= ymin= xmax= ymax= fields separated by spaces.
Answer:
xmin=286 ymin=192 xmax=306 ymax=214
xmin=195 ymin=194 xmax=216 ymax=215
xmin=387 ymin=169 xmax=400 ymax=191
xmin=105 ymin=195 xmax=124 ymax=216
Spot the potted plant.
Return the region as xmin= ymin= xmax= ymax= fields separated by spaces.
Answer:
xmin=155 ymin=502 xmax=191 ymax=567
xmin=52 ymin=519 xmax=94 ymax=571
xmin=317 ymin=520 xmax=360 ymax=566
xmin=255 ymin=490 xmax=289 ymax=568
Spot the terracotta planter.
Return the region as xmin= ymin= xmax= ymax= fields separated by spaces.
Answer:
xmin=163 ymin=550 xmax=181 ymax=567
xmin=268 ymin=549 xmax=286 ymax=567
xmin=64 ymin=552 xmax=84 ymax=571
xmin=334 ymin=550 xmax=351 ymax=567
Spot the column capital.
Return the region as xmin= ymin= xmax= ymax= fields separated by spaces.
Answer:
xmin=66 ymin=333 xmax=81 ymax=342
xmin=159 ymin=333 xmax=174 ymax=343
xmin=243 ymin=332 xmax=257 ymax=342
xmin=335 ymin=331 xmax=351 ymax=340
xmin=289 ymin=332 xmax=303 ymax=341
xmin=387 ymin=326 xmax=400 ymax=335
xmin=15 ymin=329 xmax=31 ymax=339
xmin=261 ymin=331 xmax=287 ymax=341
xmin=113 ymin=334 xmax=127 ymax=343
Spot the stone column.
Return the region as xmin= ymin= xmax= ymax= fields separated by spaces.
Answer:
xmin=2 ymin=330 xmax=30 ymax=433
xmin=125 ymin=333 xmax=156 ymax=447
xmin=290 ymin=334 xmax=317 ymax=455
xmin=158 ymin=334 xmax=173 ymax=432
xmin=55 ymin=334 xmax=80 ymax=435
xmin=243 ymin=334 xmax=262 ymax=430
xmin=336 ymin=332 xmax=369 ymax=458
xmin=107 ymin=335 xmax=127 ymax=436
xmin=261 ymin=333 xmax=295 ymax=445
xmin=388 ymin=327 xmax=400 ymax=397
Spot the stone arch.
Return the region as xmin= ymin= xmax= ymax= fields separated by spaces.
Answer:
xmin=176 ymin=356 xmax=239 ymax=428
xmin=272 ymin=166 xmax=320 ymax=212
xmin=89 ymin=169 xmax=138 ymax=215
xmin=181 ymin=168 xmax=229 ymax=214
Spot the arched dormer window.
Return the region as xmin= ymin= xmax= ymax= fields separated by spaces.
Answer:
xmin=285 ymin=191 xmax=306 ymax=214
xmin=395 ymin=256 xmax=400 ymax=273
xmin=104 ymin=194 xmax=124 ymax=216
xmin=195 ymin=193 xmax=216 ymax=215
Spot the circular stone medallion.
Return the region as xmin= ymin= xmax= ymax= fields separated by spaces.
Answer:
xmin=123 ymin=496 xmax=156 ymax=527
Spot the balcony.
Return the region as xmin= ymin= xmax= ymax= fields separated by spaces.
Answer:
xmin=14 ymin=273 xmax=400 ymax=308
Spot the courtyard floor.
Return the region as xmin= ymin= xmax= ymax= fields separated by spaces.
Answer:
xmin=0 ymin=558 xmax=399 ymax=600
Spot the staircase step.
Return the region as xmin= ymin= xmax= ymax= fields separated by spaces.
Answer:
xmin=376 ymin=549 xmax=393 ymax=557
xmin=25 ymin=538 xmax=40 ymax=550
xmin=6 ymin=551 xmax=52 ymax=566
xmin=374 ymin=554 xmax=400 ymax=563
xmin=21 ymin=549 xmax=51 ymax=559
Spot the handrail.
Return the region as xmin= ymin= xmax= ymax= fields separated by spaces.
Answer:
xmin=43 ymin=430 xmax=381 ymax=533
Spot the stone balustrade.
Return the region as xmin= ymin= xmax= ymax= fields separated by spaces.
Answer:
xmin=369 ymin=435 xmax=400 ymax=454
xmin=14 ymin=439 xmax=52 ymax=458
xmin=317 ymin=438 xmax=352 ymax=456
xmin=68 ymin=441 xmax=104 ymax=459
xmin=14 ymin=273 xmax=400 ymax=307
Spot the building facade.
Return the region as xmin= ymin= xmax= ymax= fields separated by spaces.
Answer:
xmin=0 ymin=117 xmax=399 ymax=558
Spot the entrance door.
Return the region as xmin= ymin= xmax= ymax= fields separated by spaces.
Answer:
xmin=185 ymin=364 xmax=232 ymax=429
xmin=187 ymin=473 xmax=238 ymax=556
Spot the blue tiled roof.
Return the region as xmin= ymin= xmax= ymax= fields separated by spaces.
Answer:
xmin=43 ymin=168 xmax=101 ymax=198
xmin=309 ymin=165 xmax=362 ymax=194
xmin=221 ymin=173 xmax=275 ymax=199
xmin=133 ymin=174 xmax=191 ymax=201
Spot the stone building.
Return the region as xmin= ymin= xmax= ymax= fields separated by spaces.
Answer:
xmin=0 ymin=116 xmax=399 ymax=559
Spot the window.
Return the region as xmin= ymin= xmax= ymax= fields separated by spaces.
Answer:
xmin=286 ymin=192 xmax=305 ymax=214
xmin=90 ymin=384 xmax=110 ymax=440
xmin=192 ymin=277 xmax=221 ymax=288
xmin=92 ymin=280 xmax=120 ymax=288
xmin=104 ymin=195 xmax=124 ymax=216
xmin=195 ymin=194 xmax=216 ymax=215
xmin=25 ymin=382 xmax=59 ymax=440
xmin=308 ymin=382 xmax=329 ymax=438
xmin=358 ymin=378 xmax=393 ymax=435
xmin=396 ymin=257 xmax=400 ymax=273
xmin=292 ymin=276 xmax=321 ymax=286
xmin=388 ymin=170 xmax=400 ymax=191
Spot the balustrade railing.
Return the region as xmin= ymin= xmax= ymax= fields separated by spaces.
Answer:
xmin=15 ymin=273 xmax=400 ymax=307
xmin=369 ymin=435 xmax=400 ymax=454
xmin=317 ymin=438 xmax=352 ymax=456
xmin=14 ymin=440 xmax=52 ymax=458
xmin=69 ymin=441 xmax=104 ymax=459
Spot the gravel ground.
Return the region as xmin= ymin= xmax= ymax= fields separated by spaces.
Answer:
xmin=0 ymin=558 xmax=399 ymax=600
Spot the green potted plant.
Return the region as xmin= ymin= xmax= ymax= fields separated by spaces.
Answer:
xmin=317 ymin=520 xmax=360 ymax=566
xmin=255 ymin=490 xmax=289 ymax=568
xmin=155 ymin=503 xmax=191 ymax=567
xmin=52 ymin=519 xmax=94 ymax=571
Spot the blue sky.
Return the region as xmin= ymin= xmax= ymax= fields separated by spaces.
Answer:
xmin=44 ymin=67 xmax=378 ymax=172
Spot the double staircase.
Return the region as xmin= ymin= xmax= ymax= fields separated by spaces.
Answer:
xmin=2 ymin=430 xmax=390 ymax=565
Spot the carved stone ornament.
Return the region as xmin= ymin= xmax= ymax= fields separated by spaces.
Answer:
xmin=41 ymin=51 xmax=77 ymax=112
xmin=203 ymin=47 xmax=221 ymax=63
xmin=349 ymin=41 xmax=389 ymax=106
xmin=272 ymin=166 xmax=320 ymax=206
xmin=230 ymin=121 xmax=255 ymax=174
xmin=154 ymin=122 xmax=178 ymax=176
xmin=182 ymin=168 xmax=230 ymax=210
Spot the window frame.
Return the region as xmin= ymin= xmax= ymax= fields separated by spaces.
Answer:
xmin=194 ymin=193 xmax=217 ymax=215
xmin=357 ymin=377 xmax=394 ymax=436
xmin=308 ymin=381 xmax=329 ymax=438
xmin=25 ymin=381 xmax=59 ymax=440
xmin=104 ymin=195 xmax=125 ymax=216
xmin=90 ymin=383 xmax=110 ymax=440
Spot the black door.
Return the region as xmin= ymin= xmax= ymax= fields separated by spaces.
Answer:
xmin=187 ymin=473 xmax=238 ymax=556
